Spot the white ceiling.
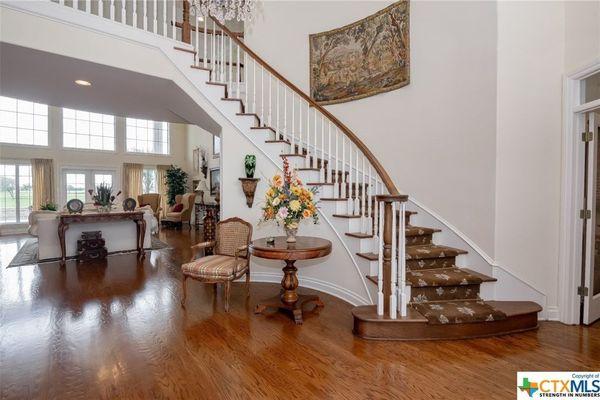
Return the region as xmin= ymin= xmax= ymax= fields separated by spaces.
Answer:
xmin=0 ymin=42 xmax=221 ymax=133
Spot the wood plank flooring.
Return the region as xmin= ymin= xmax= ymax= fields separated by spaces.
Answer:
xmin=0 ymin=228 xmax=598 ymax=399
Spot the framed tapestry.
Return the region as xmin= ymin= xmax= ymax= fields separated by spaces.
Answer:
xmin=309 ymin=1 xmax=410 ymax=105
xmin=209 ymin=168 xmax=220 ymax=196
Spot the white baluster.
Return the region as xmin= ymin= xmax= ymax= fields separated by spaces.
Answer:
xmin=313 ymin=108 xmax=317 ymax=169
xmin=320 ymin=114 xmax=325 ymax=182
xmin=291 ymin=94 xmax=295 ymax=142
xmin=348 ymin=144 xmax=353 ymax=213
xmin=289 ymin=94 xmax=295 ymax=152
xmin=305 ymin=104 xmax=310 ymax=168
xmin=203 ymin=17 xmax=208 ymax=68
xmin=260 ymin=65 xmax=264 ymax=125
xmin=374 ymin=188 xmax=379 ymax=237
xmin=377 ymin=200 xmax=384 ymax=316
xmin=354 ymin=148 xmax=360 ymax=214
xmin=367 ymin=164 xmax=373 ymax=235
xmin=172 ymin=0 xmax=176 ymax=38
xmin=163 ymin=0 xmax=167 ymax=35
xmin=194 ymin=16 xmax=199 ymax=65
xmin=268 ymin=73 xmax=272 ymax=127
xmin=244 ymin=52 xmax=249 ymax=110
xmin=283 ymin=87 xmax=287 ymax=140
xmin=328 ymin=122 xmax=332 ymax=184
xmin=390 ymin=201 xmax=398 ymax=319
xmin=212 ymin=20 xmax=216 ymax=76
xmin=398 ymin=201 xmax=407 ymax=317
xmin=252 ymin=59 xmax=256 ymax=114
xmin=361 ymin=156 xmax=366 ymax=233
xmin=334 ymin=128 xmax=339 ymax=198
xmin=236 ymin=44 xmax=240 ymax=99
xmin=122 ymin=0 xmax=126 ymax=23
xmin=341 ymin=136 xmax=346 ymax=198
xmin=99 ymin=0 xmax=104 ymax=17
xmin=143 ymin=0 xmax=147 ymax=30
xmin=111 ymin=0 xmax=116 ymax=20
xmin=229 ymin=36 xmax=233 ymax=92
xmin=153 ymin=0 xmax=157 ymax=32
xmin=298 ymin=98 xmax=302 ymax=156
xmin=276 ymin=81 xmax=280 ymax=136
xmin=221 ymin=32 xmax=225 ymax=83
xmin=133 ymin=0 xmax=137 ymax=28
xmin=86 ymin=0 xmax=91 ymax=13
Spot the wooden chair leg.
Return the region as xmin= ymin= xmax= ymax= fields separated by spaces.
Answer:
xmin=181 ymin=275 xmax=188 ymax=307
xmin=245 ymin=270 xmax=250 ymax=298
xmin=224 ymin=281 xmax=231 ymax=312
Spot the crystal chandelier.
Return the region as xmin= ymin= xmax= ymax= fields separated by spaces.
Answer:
xmin=189 ymin=0 xmax=256 ymax=22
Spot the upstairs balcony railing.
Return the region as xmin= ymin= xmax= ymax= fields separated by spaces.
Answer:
xmin=46 ymin=0 xmax=409 ymax=318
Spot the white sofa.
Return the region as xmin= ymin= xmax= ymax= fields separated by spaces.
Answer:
xmin=28 ymin=206 xmax=157 ymax=261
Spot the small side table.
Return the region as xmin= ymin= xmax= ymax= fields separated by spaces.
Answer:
xmin=250 ymin=236 xmax=332 ymax=325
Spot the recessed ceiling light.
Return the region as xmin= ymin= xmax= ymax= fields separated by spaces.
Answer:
xmin=75 ymin=80 xmax=92 ymax=86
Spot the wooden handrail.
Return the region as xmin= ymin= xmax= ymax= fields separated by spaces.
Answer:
xmin=210 ymin=17 xmax=400 ymax=196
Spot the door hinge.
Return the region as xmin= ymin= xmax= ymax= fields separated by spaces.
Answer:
xmin=580 ymin=209 xmax=592 ymax=219
xmin=578 ymin=286 xmax=589 ymax=297
xmin=582 ymin=131 xmax=594 ymax=142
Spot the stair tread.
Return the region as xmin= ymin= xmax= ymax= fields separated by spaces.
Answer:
xmin=405 ymin=225 xmax=442 ymax=236
xmin=174 ymin=46 xmax=195 ymax=54
xmin=406 ymin=267 xmax=486 ymax=287
xmin=406 ymin=245 xmax=468 ymax=260
xmin=333 ymin=214 xmax=361 ymax=219
xmin=298 ymin=167 xmax=320 ymax=171
xmin=346 ymin=232 xmax=373 ymax=239
xmin=265 ymin=140 xmax=290 ymax=144
xmin=307 ymin=182 xmax=333 ymax=186
xmin=280 ymin=153 xmax=306 ymax=158
xmin=357 ymin=252 xmax=378 ymax=261
xmin=319 ymin=198 xmax=347 ymax=202
xmin=190 ymin=65 xmax=211 ymax=71
xmin=411 ymin=299 xmax=508 ymax=325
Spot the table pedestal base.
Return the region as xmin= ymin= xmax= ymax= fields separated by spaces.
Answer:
xmin=254 ymin=293 xmax=324 ymax=325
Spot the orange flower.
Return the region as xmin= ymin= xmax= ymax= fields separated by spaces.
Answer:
xmin=272 ymin=175 xmax=283 ymax=188
xmin=302 ymin=209 xmax=312 ymax=218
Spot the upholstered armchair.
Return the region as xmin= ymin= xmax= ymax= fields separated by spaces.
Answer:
xmin=180 ymin=217 xmax=253 ymax=312
xmin=163 ymin=193 xmax=196 ymax=229
xmin=137 ymin=193 xmax=162 ymax=220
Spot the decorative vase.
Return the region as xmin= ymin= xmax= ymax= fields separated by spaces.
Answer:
xmin=285 ymin=220 xmax=299 ymax=243
xmin=245 ymin=154 xmax=256 ymax=178
xmin=97 ymin=204 xmax=112 ymax=213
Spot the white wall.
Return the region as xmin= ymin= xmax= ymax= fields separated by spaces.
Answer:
xmin=245 ymin=0 xmax=499 ymax=257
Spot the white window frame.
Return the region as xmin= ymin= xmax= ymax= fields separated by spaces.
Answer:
xmin=0 ymin=95 xmax=49 ymax=147
xmin=60 ymin=166 xmax=117 ymax=205
xmin=62 ymin=108 xmax=116 ymax=152
xmin=125 ymin=118 xmax=170 ymax=155
xmin=0 ymin=161 xmax=33 ymax=225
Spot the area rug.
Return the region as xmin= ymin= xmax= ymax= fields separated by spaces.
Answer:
xmin=6 ymin=236 xmax=172 ymax=268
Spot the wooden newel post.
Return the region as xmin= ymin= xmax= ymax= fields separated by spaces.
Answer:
xmin=182 ymin=0 xmax=191 ymax=43
xmin=376 ymin=194 xmax=409 ymax=317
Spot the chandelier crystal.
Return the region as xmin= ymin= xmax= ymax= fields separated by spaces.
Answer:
xmin=189 ymin=0 xmax=256 ymax=22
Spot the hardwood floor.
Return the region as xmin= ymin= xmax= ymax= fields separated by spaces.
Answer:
xmin=0 ymin=229 xmax=598 ymax=400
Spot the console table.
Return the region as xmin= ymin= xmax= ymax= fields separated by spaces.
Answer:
xmin=250 ymin=236 xmax=332 ymax=325
xmin=58 ymin=211 xmax=146 ymax=265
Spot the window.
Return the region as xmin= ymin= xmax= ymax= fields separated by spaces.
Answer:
xmin=142 ymin=168 xmax=157 ymax=194
xmin=0 ymin=96 xmax=48 ymax=146
xmin=62 ymin=168 xmax=116 ymax=203
xmin=0 ymin=163 xmax=32 ymax=224
xmin=126 ymin=118 xmax=169 ymax=155
xmin=63 ymin=108 xmax=115 ymax=151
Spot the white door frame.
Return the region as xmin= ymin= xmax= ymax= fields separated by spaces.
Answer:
xmin=558 ymin=57 xmax=600 ymax=324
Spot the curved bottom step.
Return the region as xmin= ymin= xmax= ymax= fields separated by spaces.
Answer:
xmin=352 ymin=301 xmax=542 ymax=341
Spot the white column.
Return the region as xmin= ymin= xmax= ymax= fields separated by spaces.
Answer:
xmin=377 ymin=200 xmax=384 ymax=316
xmin=390 ymin=201 xmax=398 ymax=319
xmin=398 ymin=201 xmax=407 ymax=317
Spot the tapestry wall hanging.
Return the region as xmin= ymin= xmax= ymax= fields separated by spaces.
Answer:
xmin=309 ymin=1 xmax=410 ymax=105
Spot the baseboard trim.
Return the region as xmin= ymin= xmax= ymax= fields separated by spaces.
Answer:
xmin=545 ymin=306 xmax=560 ymax=321
xmin=249 ymin=271 xmax=371 ymax=306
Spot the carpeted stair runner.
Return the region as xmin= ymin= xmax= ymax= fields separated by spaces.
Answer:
xmin=397 ymin=218 xmax=508 ymax=325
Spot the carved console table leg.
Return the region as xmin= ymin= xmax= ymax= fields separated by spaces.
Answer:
xmin=281 ymin=260 xmax=299 ymax=304
xmin=58 ymin=220 xmax=69 ymax=266
xmin=136 ymin=218 xmax=146 ymax=258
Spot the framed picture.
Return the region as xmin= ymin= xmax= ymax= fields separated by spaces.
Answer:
xmin=213 ymin=135 xmax=221 ymax=158
xmin=309 ymin=1 xmax=410 ymax=105
xmin=209 ymin=168 xmax=220 ymax=196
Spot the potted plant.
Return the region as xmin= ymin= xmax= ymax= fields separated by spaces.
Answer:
xmin=89 ymin=183 xmax=120 ymax=213
xmin=260 ymin=158 xmax=319 ymax=242
xmin=245 ymin=154 xmax=256 ymax=178
xmin=166 ymin=165 xmax=188 ymax=206
xmin=40 ymin=200 xmax=58 ymax=211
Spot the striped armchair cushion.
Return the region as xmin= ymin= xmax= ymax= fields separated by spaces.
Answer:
xmin=181 ymin=255 xmax=247 ymax=278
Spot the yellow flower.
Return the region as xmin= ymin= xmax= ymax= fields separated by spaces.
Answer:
xmin=266 ymin=188 xmax=275 ymax=198
xmin=302 ymin=209 xmax=312 ymax=218
xmin=272 ymin=197 xmax=281 ymax=206
xmin=289 ymin=200 xmax=301 ymax=212
xmin=291 ymin=186 xmax=301 ymax=196
xmin=272 ymin=175 xmax=283 ymax=188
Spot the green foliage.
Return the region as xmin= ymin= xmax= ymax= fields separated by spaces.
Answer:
xmin=245 ymin=154 xmax=256 ymax=178
xmin=166 ymin=165 xmax=188 ymax=206
xmin=40 ymin=202 xmax=58 ymax=211
xmin=90 ymin=183 xmax=120 ymax=206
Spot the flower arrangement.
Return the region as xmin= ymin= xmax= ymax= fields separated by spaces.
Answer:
xmin=88 ymin=183 xmax=120 ymax=213
xmin=40 ymin=200 xmax=58 ymax=211
xmin=261 ymin=157 xmax=318 ymax=242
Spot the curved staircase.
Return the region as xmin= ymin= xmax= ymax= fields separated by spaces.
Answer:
xmin=31 ymin=0 xmax=541 ymax=340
